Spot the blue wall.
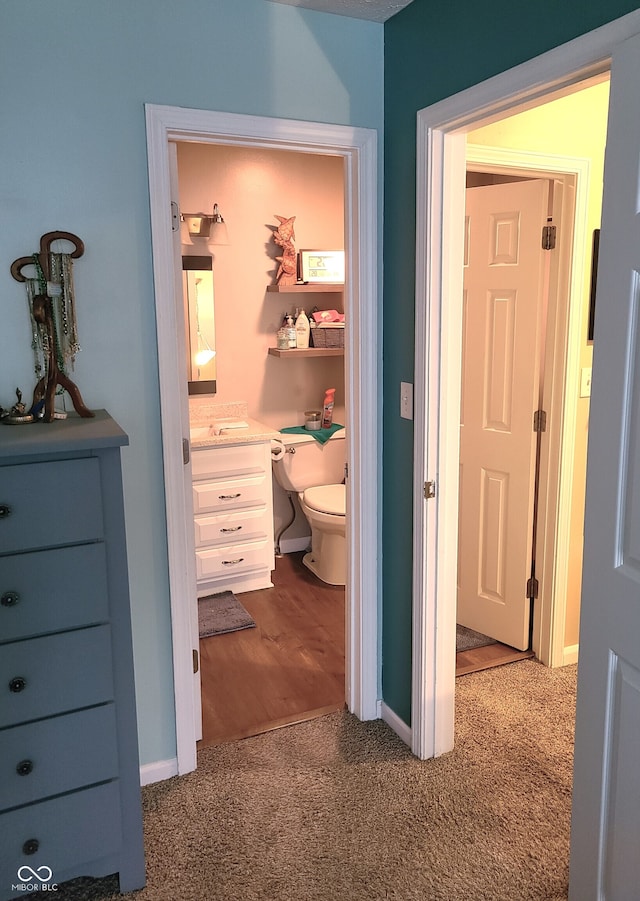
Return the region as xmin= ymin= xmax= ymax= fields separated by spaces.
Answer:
xmin=0 ymin=0 xmax=383 ymax=766
xmin=382 ymin=0 xmax=640 ymax=724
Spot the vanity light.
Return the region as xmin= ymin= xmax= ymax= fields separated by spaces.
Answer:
xmin=182 ymin=203 xmax=229 ymax=246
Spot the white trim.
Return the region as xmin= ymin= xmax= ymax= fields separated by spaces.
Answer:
xmin=381 ymin=702 xmax=412 ymax=747
xmin=140 ymin=758 xmax=178 ymax=786
xmin=563 ymin=644 xmax=579 ymax=667
xmin=145 ymin=105 xmax=379 ymax=775
xmin=412 ymin=9 xmax=640 ymax=761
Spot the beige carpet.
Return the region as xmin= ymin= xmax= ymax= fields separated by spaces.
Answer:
xmin=57 ymin=659 xmax=576 ymax=901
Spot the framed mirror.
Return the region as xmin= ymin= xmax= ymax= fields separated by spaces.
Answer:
xmin=182 ymin=256 xmax=216 ymax=395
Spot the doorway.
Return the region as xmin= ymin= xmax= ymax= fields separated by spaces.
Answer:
xmin=145 ymin=105 xmax=379 ymax=776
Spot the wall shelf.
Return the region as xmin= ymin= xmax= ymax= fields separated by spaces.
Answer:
xmin=268 ymin=347 xmax=344 ymax=358
xmin=267 ymin=284 xmax=343 ymax=293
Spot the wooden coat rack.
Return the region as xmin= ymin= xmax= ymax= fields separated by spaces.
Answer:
xmin=10 ymin=231 xmax=94 ymax=423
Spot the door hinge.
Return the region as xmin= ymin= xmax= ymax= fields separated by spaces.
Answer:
xmin=542 ymin=223 xmax=556 ymax=250
xmin=193 ymin=648 xmax=199 ymax=674
xmin=424 ymin=480 xmax=436 ymax=500
xmin=171 ymin=200 xmax=180 ymax=233
xmin=344 ymin=462 xmax=349 ymax=480
xmin=533 ymin=410 xmax=547 ymax=433
xmin=183 ymin=437 xmax=190 ymax=465
xmin=526 ymin=576 xmax=539 ymax=599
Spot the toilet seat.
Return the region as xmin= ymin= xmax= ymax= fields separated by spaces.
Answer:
xmin=302 ymin=484 xmax=345 ymax=516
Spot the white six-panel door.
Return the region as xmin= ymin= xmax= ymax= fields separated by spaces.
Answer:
xmin=458 ymin=179 xmax=549 ymax=649
xmin=569 ymin=29 xmax=640 ymax=899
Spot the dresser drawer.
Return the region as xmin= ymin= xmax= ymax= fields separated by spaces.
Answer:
xmin=191 ymin=441 xmax=267 ymax=481
xmin=0 ymin=458 xmax=103 ymax=554
xmin=0 ymin=781 xmax=122 ymax=892
xmin=194 ymin=505 xmax=272 ymax=549
xmin=0 ymin=704 xmax=119 ymax=813
xmin=0 ymin=544 xmax=109 ymax=642
xmin=196 ymin=538 xmax=271 ymax=580
xmin=0 ymin=626 xmax=114 ymax=728
xmin=193 ymin=472 xmax=268 ymax=514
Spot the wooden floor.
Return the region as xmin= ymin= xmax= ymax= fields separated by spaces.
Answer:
xmin=198 ymin=552 xmax=345 ymax=748
xmin=456 ymin=640 xmax=534 ymax=677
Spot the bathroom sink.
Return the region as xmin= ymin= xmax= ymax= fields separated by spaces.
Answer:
xmin=190 ymin=426 xmax=214 ymax=440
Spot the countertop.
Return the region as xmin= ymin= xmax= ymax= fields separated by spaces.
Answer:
xmin=190 ymin=417 xmax=280 ymax=449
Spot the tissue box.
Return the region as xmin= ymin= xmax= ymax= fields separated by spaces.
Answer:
xmin=310 ymin=323 xmax=345 ymax=348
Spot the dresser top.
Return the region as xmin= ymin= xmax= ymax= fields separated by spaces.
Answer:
xmin=0 ymin=410 xmax=128 ymax=459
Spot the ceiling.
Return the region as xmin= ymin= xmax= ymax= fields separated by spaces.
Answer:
xmin=265 ymin=0 xmax=414 ymax=22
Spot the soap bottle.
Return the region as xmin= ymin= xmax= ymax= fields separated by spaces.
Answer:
xmin=321 ymin=388 xmax=335 ymax=429
xmin=295 ymin=308 xmax=310 ymax=349
xmin=276 ymin=312 xmax=289 ymax=349
xmin=286 ymin=315 xmax=297 ymax=348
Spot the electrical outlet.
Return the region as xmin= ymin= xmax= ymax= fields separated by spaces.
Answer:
xmin=580 ymin=367 xmax=592 ymax=398
xmin=400 ymin=382 xmax=413 ymax=420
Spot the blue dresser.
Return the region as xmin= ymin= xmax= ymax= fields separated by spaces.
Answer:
xmin=0 ymin=412 xmax=145 ymax=898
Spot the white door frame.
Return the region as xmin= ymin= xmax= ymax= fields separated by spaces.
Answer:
xmin=411 ymin=9 xmax=640 ymax=760
xmin=145 ymin=105 xmax=379 ymax=775
xmin=466 ymin=144 xmax=591 ymax=669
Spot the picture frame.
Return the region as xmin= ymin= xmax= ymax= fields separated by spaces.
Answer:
xmin=588 ymin=228 xmax=600 ymax=343
xmin=299 ymin=250 xmax=345 ymax=284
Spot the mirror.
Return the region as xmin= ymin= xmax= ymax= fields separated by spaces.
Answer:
xmin=182 ymin=256 xmax=216 ymax=395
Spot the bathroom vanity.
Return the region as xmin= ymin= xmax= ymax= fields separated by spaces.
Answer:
xmin=190 ymin=417 xmax=279 ymax=596
xmin=0 ymin=412 xmax=145 ymax=898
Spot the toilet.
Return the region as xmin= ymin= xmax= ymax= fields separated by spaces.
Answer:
xmin=271 ymin=430 xmax=346 ymax=586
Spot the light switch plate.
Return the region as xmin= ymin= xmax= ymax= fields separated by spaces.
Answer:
xmin=401 ymin=382 xmax=413 ymax=420
xmin=580 ymin=367 xmax=592 ymax=398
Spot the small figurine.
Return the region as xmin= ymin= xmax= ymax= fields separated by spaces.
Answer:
xmin=273 ymin=214 xmax=297 ymax=286
xmin=2 ymin=388 xmax=34 ymax=425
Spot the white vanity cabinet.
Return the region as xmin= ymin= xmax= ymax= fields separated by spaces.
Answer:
xmin=192 ymin=440 xmax=275 ymax=595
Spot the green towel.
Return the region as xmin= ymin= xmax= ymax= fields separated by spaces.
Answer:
xmin=280 ymin=423 xmax=344 ymax=445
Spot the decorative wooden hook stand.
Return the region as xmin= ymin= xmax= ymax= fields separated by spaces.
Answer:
xmin=10 ymin=231 xmax=94 ymax=423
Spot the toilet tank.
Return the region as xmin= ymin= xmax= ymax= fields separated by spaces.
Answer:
xmin=272 ymin=431 xmax=346 ymax=492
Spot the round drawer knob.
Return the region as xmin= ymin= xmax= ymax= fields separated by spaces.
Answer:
xmin=0 ymin=504 xmax=11 ymax=519
xmin=22 ymin=839 xmax=39 ymax=856
xmin=9 ymin=676 xmax=27 ymax=693
xmin=16 ymin=759 xmax=33 ymax=776
xmin=1 ymin=591 xmax=20 ymax=608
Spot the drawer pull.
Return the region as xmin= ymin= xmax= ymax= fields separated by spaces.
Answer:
xmin=9 ymin=676 xmax=27 ymax=693
xmin=16 ymin=759 xmax=33 ymax=776
xmin=221 ymin=525 xmax=242 ymax=533
xmin=221 ymin=557 xmax=244 ymax=566
xmin=1 ymin=590 xmax=20 ymax=607
xmin=22 ymin=839 xmax=39 ymax=856
xmin=0 ymin=503 xmax=11 ymax=519
xmin=218 ymin=493 xmax=241 ymax=500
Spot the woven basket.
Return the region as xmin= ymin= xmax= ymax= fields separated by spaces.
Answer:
xmin=311 ymin=325 xmax=344 ymax=348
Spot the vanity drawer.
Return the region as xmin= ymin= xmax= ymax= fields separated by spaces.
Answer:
xmin=0 ymin=544 xmax=109 ymax=642
xmin=196 ymin=539 xmax=271 ymax=580
xmin=191 ymin=441 xmax=267 ymax=480
xmin=0 ymin=780 xmax=122 ymax=890
xmin=0 ymin=626 xmax=114 ymax=728
xmin=194 ymin=505 xmax=272 ymax=549
xmin=0 ymin=704 xmax=119 ymax=812
xmin=0 ymin=458 xmax=103 ymax=554
xmin=193 ymin=472 xmax=268 ymax=514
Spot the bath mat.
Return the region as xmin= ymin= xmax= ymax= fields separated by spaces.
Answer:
xmin=198 ymin=591 xmax=256 ymax=638
xmin=456 ymin=624 xmax=497 ymax=653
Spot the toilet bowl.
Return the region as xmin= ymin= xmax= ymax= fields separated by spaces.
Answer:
xmin=271 ymin=430 xmax=346 ymax=586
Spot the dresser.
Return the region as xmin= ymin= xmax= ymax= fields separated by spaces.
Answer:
xmin=0 ymin=412 xmax=145 ymax=898
xmin=192 ymin=440 xmax=275 ymax=596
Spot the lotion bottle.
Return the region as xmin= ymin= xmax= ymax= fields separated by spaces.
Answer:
xmin=321 ymin=388 xmax=335 ymax=429
xmin=295 ymin=308 xmax=310 ymax=349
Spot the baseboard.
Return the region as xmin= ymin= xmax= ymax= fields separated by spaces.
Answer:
xmin=278 ymin=536 xmax=311 ymax=554
xmin=563 ymin=644 xmax=579 ymax=666
xmin=380 ymin=701 xmax=412 ymax=747
xmin=140 ymin=757 xmax=178 ymax=786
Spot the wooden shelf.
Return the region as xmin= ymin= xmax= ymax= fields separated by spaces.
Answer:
xmin=268 ymin=347 xmax=344 ymax=358
xmin=267 ymin=284 xmax=343 ymax=293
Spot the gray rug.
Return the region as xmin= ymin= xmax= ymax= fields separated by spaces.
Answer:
xmin=456 ymin=623 xmax=497 ymax=652
xmin=198 ymin=591 xmax=255 ymax=637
